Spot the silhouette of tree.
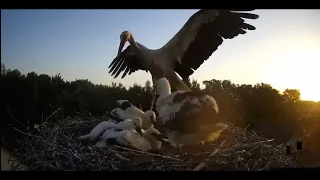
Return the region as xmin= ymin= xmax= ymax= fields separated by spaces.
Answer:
xmin=0 ymin=63 xmax=319 ymax=152
xmin=283 ymin=89 xmax=301 ymax=102
xmin=1 ymin=63 xmax=7 ymax=75
xmin=190 ymin=79 xmax=201 ymax=92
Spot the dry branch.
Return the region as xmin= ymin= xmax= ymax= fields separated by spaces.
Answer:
xmin=12 ymin=116 xmax=299 ymax=171
xmin=193 ymin=139 xmax=227 ymax=171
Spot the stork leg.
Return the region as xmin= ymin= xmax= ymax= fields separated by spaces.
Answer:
xmin=150 ymin=91 xmax=156 ymax=111
xmin=169 ymin=71 xmax=191 ymax=92
xmin=149 ymin=81 xmax=158 ymax=111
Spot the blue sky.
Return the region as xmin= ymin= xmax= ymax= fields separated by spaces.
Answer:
xmin=1 ymin=9 xmax=320 ymax=101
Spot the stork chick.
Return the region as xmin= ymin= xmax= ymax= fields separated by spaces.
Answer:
xmin=78 ymin=117 xmax=143 ymax=142
xmin=114 ymin=100 xmax=156 ymax=129
xmin=94 ymin=124 xmax=163 ymax=152
xmin=153 ymin=77 xmax=228 ymax=152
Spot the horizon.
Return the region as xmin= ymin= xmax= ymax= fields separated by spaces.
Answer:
xmin=1 ymin=9 xmax=320 ymax=101
xmin=2 ymin=63 xmax=320 ymax=103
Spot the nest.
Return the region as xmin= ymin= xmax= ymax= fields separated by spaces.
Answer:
xmin=11 ymin=116 xmax=299 ymax=171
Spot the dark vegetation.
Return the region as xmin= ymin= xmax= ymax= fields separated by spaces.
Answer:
xmin=1 ymin=63 xmax=319 ymax=162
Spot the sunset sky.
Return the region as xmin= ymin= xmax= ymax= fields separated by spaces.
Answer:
xmin=1 ymin=9 xmax=320 ymax=101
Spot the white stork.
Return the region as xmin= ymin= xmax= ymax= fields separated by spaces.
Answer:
xmin=108 ymin=9 xmax=259 ymax=91
xmin=152 ymin=77 xmax=228 ymax=151
xmin=112 ymin=100 xmax=156 ymax=130
xmin=78 ymin=117 xmax=143 ymax=142
xmin=94 ymin=124 xmax=163 ymax=152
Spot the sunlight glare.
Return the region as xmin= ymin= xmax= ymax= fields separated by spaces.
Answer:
xmin=266 ymin=49 xmax=320 ymax=101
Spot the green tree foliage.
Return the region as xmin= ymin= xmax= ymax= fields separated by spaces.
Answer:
xmin=1 ymin=64 xmax=319 ymax=151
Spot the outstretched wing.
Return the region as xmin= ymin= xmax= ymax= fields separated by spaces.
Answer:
xmin=108 ymin=45 xmax=148 ymax=79
xmin=160 ymin=9 xmax=259 ymax=80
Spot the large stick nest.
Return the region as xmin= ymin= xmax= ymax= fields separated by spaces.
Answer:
xmin=11 ymin=116 xmax=299 ymax=171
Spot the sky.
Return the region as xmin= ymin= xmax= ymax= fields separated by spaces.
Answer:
xmin=1 ymin=9 xmax=320 ymax=101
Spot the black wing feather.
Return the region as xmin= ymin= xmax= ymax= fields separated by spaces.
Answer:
xmin=111 ymin=58 xmax=125 ymax=76
xmin=121 ymin=66 xmax=131 ymax=78
xmin=108 ymin=45 xmax=146 ymax=79
xmin=174 ymin=10 xmax=259 ymax=80
xmin=115 ymin=62 xmax=127 ymax=78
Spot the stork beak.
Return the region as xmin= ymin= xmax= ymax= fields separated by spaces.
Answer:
xmin=118 ymin=37 xmax=128 ymax=56
xmin=136 ymin=127 xmax=143 ymax=136
xmin=150 ymin=116 xmax=156 ymax=126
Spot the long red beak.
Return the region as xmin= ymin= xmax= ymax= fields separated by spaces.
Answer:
xmin=117 ymin=37 xmax=127 ymax=56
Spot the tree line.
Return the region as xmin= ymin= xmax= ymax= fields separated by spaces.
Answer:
xmin=1 ymin=63 xmax=319 ymax=151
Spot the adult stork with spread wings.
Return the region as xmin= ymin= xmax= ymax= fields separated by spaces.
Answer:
xmin=108 ymin=9 xmax=259 ymax=91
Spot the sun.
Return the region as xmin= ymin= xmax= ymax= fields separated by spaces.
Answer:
xmin=266 ymin=48 xmax=320 ymax=102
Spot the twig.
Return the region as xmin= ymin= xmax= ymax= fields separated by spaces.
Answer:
xmin=192 ymin=139 xmax=228 ymax=171
xmin=114 ymin=145 xmax=182 ymax=161
xmin=7 ymin=105 xmax=25 ymax=127
xmin=115 ymin=153 xmax=130 ymax=162
xmin=247 ymin=144 xmax=261 ymax=155
xmin=232 ymin=109 xmax=247 ymax=128
xmin=28 ymin=141 xmax=39 ymax=161
xmin=243 ymin=124 xmax=250 ymax=135
xmin=9 ymin=156 xmax=28 ymax=171
xmin=12 ymin=127 xmax=40 ymax=138
xmin=106 ymin=149 xmax=130 ymax=162
xmin=244 ymin=139 xmax=274 ymax=149
xmin=60 ymin=133 xmax=72 ymax=141
xmin=258 ymin=139 xmax=274 ymax=144
xmin=258 ymin=161 xmax=271 ymax=171
xmin=9 ymin=158 xmax=17 ymax=171
xmin=45 ymin=108 xmax=62 ymax=122
xmin=74 ymin=110 xmax=91 ymax=118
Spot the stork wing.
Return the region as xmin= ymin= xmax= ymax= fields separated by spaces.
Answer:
xmin=160 ymin=9 xmax=259 ymax=79
xmin=108 ymin=45 xmax=148 ymax=79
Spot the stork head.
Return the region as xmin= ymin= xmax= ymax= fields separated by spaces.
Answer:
xmin=200 ymin=95 xmax=219 ymax=114
xmin=131 ymin=117 xmax=143 ymax=136
xmin=144 ymin=110 xmax=157 ymax=126
xmin=118 ymin=117 xmax=143 ymax=136
xmin=116 ymin=99 xmax=129 ymax=106
xmin=116 ymin=99 xmax=132 ymax=110
xmin=118 ymin=31 xmax=131 ymax=56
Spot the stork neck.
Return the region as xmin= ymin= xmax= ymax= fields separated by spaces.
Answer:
xmin=128 ymin=35 xmax=139 ymax=50
xmin=155 ymin=86 xmax=171 ymax=102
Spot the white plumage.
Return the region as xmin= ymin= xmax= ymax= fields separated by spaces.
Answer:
xmin=153 ymin=77 xmax=228 ymax=148
xmin=108 ymin=10 xmax=259 ymax=91
xmin=112 ymin=100 xmax=156 ymax=130
xmin=78 ymin=117 xmax=143 ymax=142
xmin=94 ymin=125 xmax=163 ymax=152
